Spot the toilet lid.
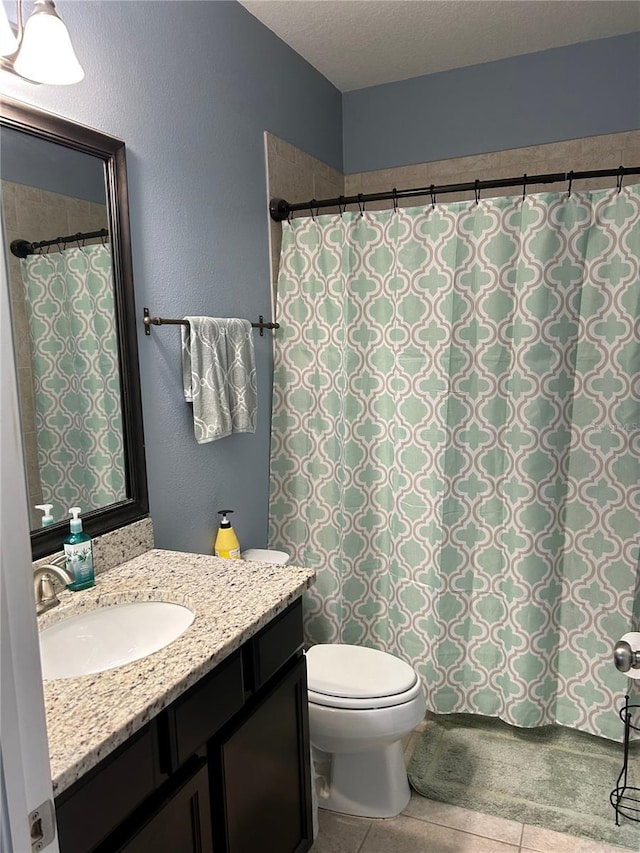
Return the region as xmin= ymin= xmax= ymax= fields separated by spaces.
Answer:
xmin=306 ymin=644 xmax=418 ymax=701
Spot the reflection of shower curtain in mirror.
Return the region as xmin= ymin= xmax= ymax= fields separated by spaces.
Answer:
xmin=21 ymin=243 xmax=126 ymax=520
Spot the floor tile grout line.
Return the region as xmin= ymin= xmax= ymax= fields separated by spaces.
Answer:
xmin=392 ymin=812 xmax=523 ymax=848
xmin=400 ymin=802 xmax=525 ymax=847
xmin=355 ymin=820 xmax=373 ymax=853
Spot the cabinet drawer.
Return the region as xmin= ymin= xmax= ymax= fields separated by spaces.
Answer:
xmin=164 ymin=649 xmax=244 ymax=770
xmin=55 ymin=722 xmax=161 ymax=853
xmin=246 ymin=598 xmax=304 ymax=692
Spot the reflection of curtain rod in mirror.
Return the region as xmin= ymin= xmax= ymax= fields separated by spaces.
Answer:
xmin=0 ymin=0 xmax=84 ymax=85
xmin=11 ymin=228 xmax=108 ymax=258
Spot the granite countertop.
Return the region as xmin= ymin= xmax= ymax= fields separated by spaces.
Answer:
xmin=41 ymin=548 xmax=315 ymax=796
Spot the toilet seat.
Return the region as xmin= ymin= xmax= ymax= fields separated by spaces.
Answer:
xmin=306 ymin=644 xmax=422 ymax=710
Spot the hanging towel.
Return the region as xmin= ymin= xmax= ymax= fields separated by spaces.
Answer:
xmin=181 ymin=317 xmax=257 ymax=443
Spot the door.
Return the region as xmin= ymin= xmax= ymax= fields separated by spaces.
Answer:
xmin=1 ymin=230 xmax=59 ymax=850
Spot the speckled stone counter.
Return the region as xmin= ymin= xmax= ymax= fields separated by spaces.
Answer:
xmin=41 ymin=548 xmax=315 ymax=796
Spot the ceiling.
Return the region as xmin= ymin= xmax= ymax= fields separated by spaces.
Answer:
xmin=238 ymin=0 xmax=640 ymax=92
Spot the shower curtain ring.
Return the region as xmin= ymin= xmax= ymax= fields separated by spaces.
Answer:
xmin=338 ymin=195 xmax=345 ymax=218
xmin=430 ymin=184 xmax=436 ymax=209
xmin=392 ymin=188 xmax=398 ymax=212
xmin=357 ymin=193 xmax=365 ymax=216
xmin=309 ymin=199 xmax=317 ymax=221
xmin=522 ymin=174 xmax=527 ymax=202
xmin=474 ymin=179 xmax=480 ymax=205
xmin=617 ymin=165 xmax=625 ymax=194
xmin=567 ymin=171 xmax=574 ymax=198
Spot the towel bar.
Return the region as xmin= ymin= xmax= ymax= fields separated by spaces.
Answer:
xmin=143 ymin=308 xmax=279 ymax=336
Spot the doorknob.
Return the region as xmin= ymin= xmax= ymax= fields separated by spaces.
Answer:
xmin=613 ymin=632 xmax=640 ymax=677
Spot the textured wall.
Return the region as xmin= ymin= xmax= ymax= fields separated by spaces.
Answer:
xmin=343 ymin=33 xmax=640 ymax=173
xmin=1 ymin=1 xmax=342 ymax=555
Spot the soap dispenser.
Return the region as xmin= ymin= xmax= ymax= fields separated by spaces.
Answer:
xmin=35 ymin=503 xmax=54 ymax=527
xmin=64 ymin=507 xmax=95 ymax=591
xmin=214 ymin=510 xmax=241 ymax=559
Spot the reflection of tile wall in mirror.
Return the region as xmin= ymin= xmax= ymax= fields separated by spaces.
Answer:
xmin=1 ymin=180 xmax=108 ymax=528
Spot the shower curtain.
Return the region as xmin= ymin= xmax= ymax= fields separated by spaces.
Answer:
xmin=21 ymin=243 xmax=126 ymax=521
xmin=269 ymin=183 xmax=640 ymax=740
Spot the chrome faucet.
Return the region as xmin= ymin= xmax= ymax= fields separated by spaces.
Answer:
xmin=33 ymin=560 xmax=73 ymax=616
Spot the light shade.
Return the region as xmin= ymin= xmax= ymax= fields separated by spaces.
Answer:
xmin=0 ymin=2 xmax=19 ymax=57
xmin=13 ymin=0 xmax=83 ymax=85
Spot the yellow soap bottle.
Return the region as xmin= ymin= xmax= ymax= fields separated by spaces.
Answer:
xmin=214 ymin=510 xmax=241 ymax=559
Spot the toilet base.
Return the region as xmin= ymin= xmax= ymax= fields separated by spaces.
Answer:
xmin=315 ymin=741 xmax=410 ymax=819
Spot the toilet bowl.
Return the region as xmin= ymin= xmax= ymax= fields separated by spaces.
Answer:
xmin=240 ymin=549 xmax=425 ymax=820
xmin=306 ymin=643 xmax=426 ymax=818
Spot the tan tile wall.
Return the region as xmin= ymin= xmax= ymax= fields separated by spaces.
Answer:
xmin=1 ymin=181 xmax=108 ymax=528
xmin=266 ymin=130 xmax=640 ymax=297
xmin=345 ymin=131 xmax=640 ymax=207
xmin=265 ymin=132 xmax=345 ymax=307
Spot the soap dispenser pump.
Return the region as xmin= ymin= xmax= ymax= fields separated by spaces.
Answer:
xmin=64 ymin=506 xmax=95 ymax=591
xmin=214 ymin=510 xmax=241 ymax=559
xmin=35 ymin=503 xmax=54 ymax=527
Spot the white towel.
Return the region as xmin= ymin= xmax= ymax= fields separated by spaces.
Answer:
xmin=181 ymin=317 xmax=257 ymax=443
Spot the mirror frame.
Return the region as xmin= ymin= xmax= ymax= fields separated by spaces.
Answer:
xmin=1 ymin=97 xmax=148 ymax=559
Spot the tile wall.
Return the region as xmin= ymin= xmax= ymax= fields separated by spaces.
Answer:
xmin=345 ymin=130 xmax=640 ymax=206
xmin=266 ymin=130 xmax=640 ymax=300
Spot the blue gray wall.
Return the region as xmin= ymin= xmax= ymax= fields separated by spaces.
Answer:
xmin=1 ymin=0 xmax=342 ymax=554
xmin=2 ymin=3 xmax=637 ymax=557
xmin=343 ymin=33 xmax=640 ymax=173
xmin=1 ymin=127 xmax=107 ymax=203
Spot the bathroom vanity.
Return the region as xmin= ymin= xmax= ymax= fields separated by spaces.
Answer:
xmin=40 ymin=549 xmax=315 ymax=853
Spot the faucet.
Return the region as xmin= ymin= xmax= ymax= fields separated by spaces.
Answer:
xmin=33 ymin=559 xmax=73 ymax=616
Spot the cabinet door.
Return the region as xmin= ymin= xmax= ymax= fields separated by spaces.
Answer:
xmin=218 ymin=655 xmax=312 ymax=853
xmin=118 ymin=759 xmax=213 ymax=853
xmin=56 ymin=722 xmax=163 ymax=853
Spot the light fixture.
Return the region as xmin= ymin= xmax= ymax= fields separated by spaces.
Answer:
xmin=0 ymin=0 xmax=84 ymax=85
xmin=0 ymin=3 xmax=19 ymax=56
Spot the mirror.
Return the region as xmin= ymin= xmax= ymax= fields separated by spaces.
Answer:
xmin=1 ymin=97 xmax=148 ymax=559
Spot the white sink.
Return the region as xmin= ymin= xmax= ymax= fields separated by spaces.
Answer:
xmin=39 ymin=601 xmax=195 ymax=680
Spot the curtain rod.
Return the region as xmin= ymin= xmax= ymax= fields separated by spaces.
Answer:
xmin=143 ymin=308 xmax=279 ymax=337
xmin=10 ymin=228 xmax=109 ymax=259
xmin=269 ymin=166 xmax=639 ymax=221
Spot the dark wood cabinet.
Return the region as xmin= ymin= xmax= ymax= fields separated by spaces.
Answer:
xmin=116 ymin=759 xmax=213 ymax=853
xmin=215 ymin=655 xmax=312 ymax=853
xmin=54 ymin=723 xmax=164 ymax=853
xmin=55 ymin=599 xmax=312 ymax=853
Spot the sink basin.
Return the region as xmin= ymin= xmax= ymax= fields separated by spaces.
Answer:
xmin=39 ymin=601 xmax=195 ymax=680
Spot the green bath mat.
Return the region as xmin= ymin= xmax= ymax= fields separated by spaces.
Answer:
xmin=408 ymin=713 xmax=640 ymax=850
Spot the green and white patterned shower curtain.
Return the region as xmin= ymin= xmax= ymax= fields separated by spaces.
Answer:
xmin=21 ymin=243 xmax=126 ymax=520
xmin=269 ymin=184 xmax=640 ymax=740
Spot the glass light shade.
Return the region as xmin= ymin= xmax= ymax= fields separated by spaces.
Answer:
xmin=0 ymin=2 xmax=19 ymax=57
xmin=13 ymin=0 xmax=84 ymax=84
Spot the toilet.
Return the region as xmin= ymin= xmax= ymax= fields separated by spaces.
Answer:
xmin=242 ymin=548 xmax=426 ymax=820
xmin=306 ymin=643 xmax=426 ymax=818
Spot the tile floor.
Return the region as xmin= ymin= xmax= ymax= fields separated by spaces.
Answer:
xmin=310 ymin=725 xmax=639 ymax=853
